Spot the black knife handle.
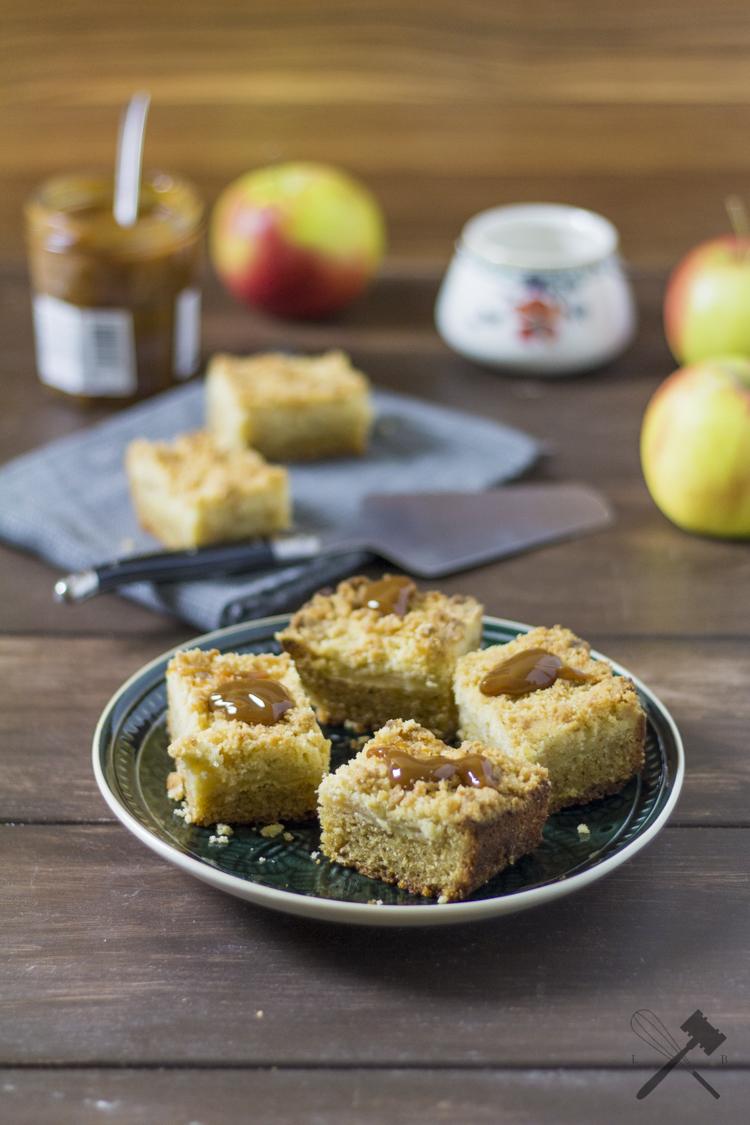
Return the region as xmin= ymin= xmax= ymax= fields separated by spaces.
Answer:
xmin=54 ymin=534 xmax=323 ymax=603
xmin=96 ymin=539 xmax=278 ymax=591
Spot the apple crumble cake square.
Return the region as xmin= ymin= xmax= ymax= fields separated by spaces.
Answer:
xmin=206 ymin=349 xmax=373 ymax=461
xmin=277 ymin=575 xmax=483 ymax=738
xmin=166 ymin=648 xmax=330 ymax=826
xmin=454 ymin=625 xmax=646 ymax=811
xmin=318 ymin=719 xmax=550 ymax=901
xmin=125 ymin=430 xmax=290 ymax=549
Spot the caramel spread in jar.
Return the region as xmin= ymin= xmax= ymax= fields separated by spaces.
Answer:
xmin=25 ymin=172 xmax=204 ymax=402
xmin=208 ymin=677 xmax=293 ymax=725
xmin=369 ymin=744 xmax=500 ymax=789
xmin=480 ymin=648 xmax=590 ymax=697
xmin=361 ymin=576 xmax=416 ymax=617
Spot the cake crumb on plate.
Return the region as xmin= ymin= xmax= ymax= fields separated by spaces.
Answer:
xmin=260 ymin=822 xmax=285 ymax=838
xmin=166 ymin=772 xmax=185 ymax=802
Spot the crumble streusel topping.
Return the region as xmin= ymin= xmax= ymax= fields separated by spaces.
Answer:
xmin=318 ymin=719 xmax=548 ymax=829
xmin=126 ymin=431 xmax=285 ymax=502
xmin=208 ymin=350 xmax=369 ymax=405
xmin=278 ymin=575 xmax=483 ymax=673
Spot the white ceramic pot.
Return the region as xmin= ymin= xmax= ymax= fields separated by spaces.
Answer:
xmin=435 ymin=203 xmax=636 ymax=376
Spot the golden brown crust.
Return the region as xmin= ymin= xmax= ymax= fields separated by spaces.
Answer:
xmin=441 ymin=782 xmax=550 ymax=900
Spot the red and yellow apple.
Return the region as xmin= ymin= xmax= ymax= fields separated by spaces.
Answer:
xmin=210 ymin=162 xmax=386 ymax=319
xmin=641 ymin=357 xmax=750 ymax=537
xmin=664 ymin=235 xmax=750 ymax=363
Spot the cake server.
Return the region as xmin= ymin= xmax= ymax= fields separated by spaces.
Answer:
xmin=53 ymin=481 xmax=611 ymax=603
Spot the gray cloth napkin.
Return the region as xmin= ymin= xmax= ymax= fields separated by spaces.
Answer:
xmin=0 ymin=381 xmax=537 ymax=629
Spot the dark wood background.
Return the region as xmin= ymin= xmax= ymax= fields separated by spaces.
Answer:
xmin=1 ymin=2 xmax=749 ymax=1122
xmin=6 ymin=0 xmax=750 ymax=270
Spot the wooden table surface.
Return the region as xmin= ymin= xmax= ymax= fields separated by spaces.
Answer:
xmin=3 ymin=263 xmax=749 ymax=1123
xmin=2 ymin=2 xmax=750 ymax=1122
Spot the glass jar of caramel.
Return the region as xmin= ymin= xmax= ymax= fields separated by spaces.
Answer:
xmin=25 ymin=172 xmax=204 ymax=401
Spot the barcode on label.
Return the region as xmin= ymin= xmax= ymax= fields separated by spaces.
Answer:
xmin=32 ymin=295 xmax=137 ymax=396
xmin=92 ymin=323 xmax=121 ymax=371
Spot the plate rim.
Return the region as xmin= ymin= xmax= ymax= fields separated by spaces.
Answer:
xmin=92 ymin=614 xmax=685 ymax=927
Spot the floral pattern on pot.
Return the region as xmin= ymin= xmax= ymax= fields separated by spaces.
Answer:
xmin=515 ymin=273 xmax=587 ymax=342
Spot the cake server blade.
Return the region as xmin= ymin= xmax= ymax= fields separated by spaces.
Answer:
xmin=53 ymin=482 xmax=611 ymax=601
xmin=328 ymin=482 xmax=612 ymax=578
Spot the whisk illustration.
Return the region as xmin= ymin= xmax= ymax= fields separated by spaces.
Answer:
xmin=631 ymin=1009 xmax=722 ymax=1100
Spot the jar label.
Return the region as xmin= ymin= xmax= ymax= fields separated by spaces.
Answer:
xmin=32 ymin=295 xmax=137 ymax=397
xmin=173 ymin=287 xmax=201 ymax=380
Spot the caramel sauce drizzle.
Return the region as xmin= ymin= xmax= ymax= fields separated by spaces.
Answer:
xmin=369 ymin=744 xmax=500 ymax=790
xmin=208 ymin=676 xmax=294 ymax=725
xmin=361 ymin=575 xmax=416 ymax=617
xmin=480 ymin=647 xmax=590 ymax=697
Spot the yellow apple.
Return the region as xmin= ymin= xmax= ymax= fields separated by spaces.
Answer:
xmin=664 ymin=236 xmax=750 ymax=364
xmin=640 ymin=357 xmax=750 ymax=537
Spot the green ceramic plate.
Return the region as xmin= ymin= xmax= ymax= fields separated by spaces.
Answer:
xmin=93 ymin=615 xmax=684 ymax=926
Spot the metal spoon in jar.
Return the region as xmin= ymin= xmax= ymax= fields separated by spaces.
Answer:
xmin=113 ymin=92 xmax=151 ymax=227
